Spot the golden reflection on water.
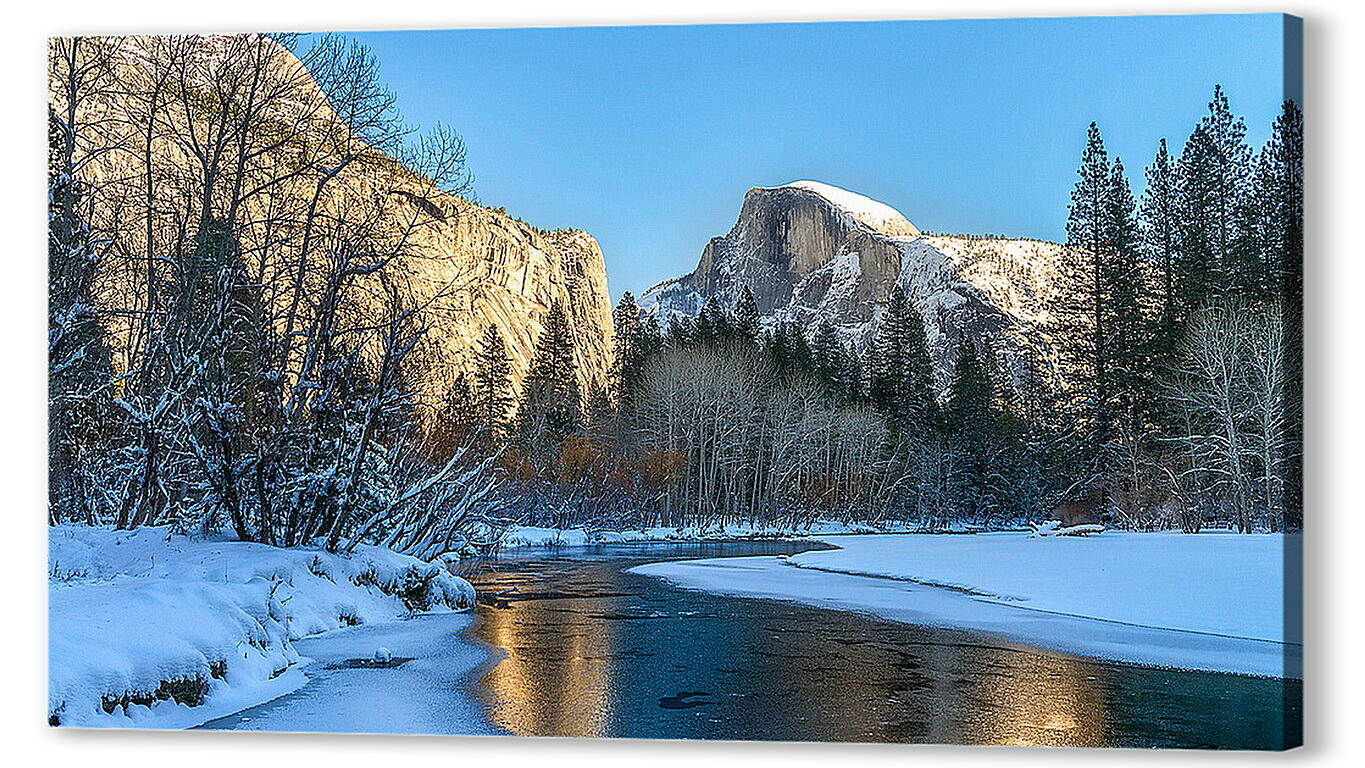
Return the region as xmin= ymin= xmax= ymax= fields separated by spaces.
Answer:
xmin=478 ymin=601 xmax=615 ymax=737
xmin=951 ymin=642 xmax=1111 ymax=747
xmin=743 ymin=609 xmax=1112 ymax=746
xmin=480 ymin=604 xmax=1112 ymax=744
xmin=472 ymin=560 xmax=1115 ymax=745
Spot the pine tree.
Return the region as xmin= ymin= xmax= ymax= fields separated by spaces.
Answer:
xmin=867 ymin=286 xmax=937 ymax=431
xmin=163 ymin=215 xmax=270 ymax=436
xmin=945 ymin=343 xmax=996 ymax=521
xmin=636 ymin=315 xmax=665 ymax=361
xmin=1228 ymin=167 xmax=1271 ymax=300
xmin=1136 ymin=138 xmax=1196 ymax=458
xmin=810 ymin=319 xmax=851 ymax=401
xmin=171 ymin=218 xmax=237 ymax=347
xmin=1177 ymin=84 xmax=1252 ymax=311
xmin=665 ymin=315 xmax=694 ymax=346
xmin=427 ymin=373 xmax=476 ymax=460
xmin=518 ymin=303 xmax=582 ymax=449
xmin=733 ymin=286 xmax=761 ymax=341
xmin=695 ymin=295 xmax=732 ymax=343
xmin=1256 ymin=99 xmax=1304 ymax=309
xmin=472 ymin=324 xmax=512 ymax=442
xmin=767 ymin=319 xmax=814 ymax=375
xmin=1063 ymin=122 xmax=1112 ymax=449
xmin=1102 ymin=157 xmax=1164 ymax=513
xmin=161 ymin=216 xmax=273 ymax=537
xmin=611 ymin=292 xmax=642 ymax=403
xmin=789 ymin=321 xmax=812 ymax=372
xmin=1062 ymin=123 xmax=1136 ymax=475
xmin=990 ymin=379 xmax=1050 ymax=523
xmin=1141 ymin=138 xmax=1182 ymax=341
xmin=1256 ymin=99 xmax=1303 ymax=526
xmin=1103 ymin=158 xmax=1150 ymax=425
xmin=214 ymin=222 xmax=274 ymax=432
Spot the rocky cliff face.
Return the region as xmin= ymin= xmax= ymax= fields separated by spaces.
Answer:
xmin=58 ymin=36 xmax=614 ymax=409
xmin=641 ymin=181 xmax=1069 ymax=394
xmin=384 ymin=194 xmax=616 ymax=404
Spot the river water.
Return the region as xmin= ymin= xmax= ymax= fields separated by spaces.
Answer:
xmin=460 ymin=540 xmax=1299 ymax=748
xmin=206 ymin=540 xmax=1300 ymax=748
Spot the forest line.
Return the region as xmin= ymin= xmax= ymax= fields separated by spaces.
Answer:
xmin=48 ymin=34 xmax=1302 ymax=558
xmin=472 ymin=86 xmax=1301 ymax=534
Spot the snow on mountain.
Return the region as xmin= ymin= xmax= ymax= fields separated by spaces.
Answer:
xmin=641 ymin=182 xmax=1071 ymax=395
xmin=770 ymin=180 xmax=921 ymax=238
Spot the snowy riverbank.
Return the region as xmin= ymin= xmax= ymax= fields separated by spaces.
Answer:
xmin=48 ymin=525 xmax=476 ymax=729
xmin=631 ymin=531 xmax=1301 ymax=678
xmin=200 ymin=612 xmax=497 ymax=735
xmin=499 ymin=519 xmax=933 ymax=547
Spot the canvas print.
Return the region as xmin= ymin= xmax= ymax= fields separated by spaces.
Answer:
xmin=47 ymin=14 xmax=1303 ymax=748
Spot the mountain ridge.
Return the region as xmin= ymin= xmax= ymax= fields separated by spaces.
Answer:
xmin=641 ymin=181 xmax=1071 ymax=395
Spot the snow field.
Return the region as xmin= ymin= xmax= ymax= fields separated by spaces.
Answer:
xmin=791 ymin=532 xmax=1296 ymax=643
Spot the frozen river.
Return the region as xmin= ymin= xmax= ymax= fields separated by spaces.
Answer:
xmin=205 ymin=540 xmax=1299 ymax=748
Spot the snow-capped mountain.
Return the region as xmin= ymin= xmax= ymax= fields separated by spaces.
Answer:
xmin=640 ymin=181 xmax=1071 ymax=395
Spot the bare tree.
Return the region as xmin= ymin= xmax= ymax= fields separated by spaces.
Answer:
xmin=1162 ymin=299 xmax=1294 ymax=532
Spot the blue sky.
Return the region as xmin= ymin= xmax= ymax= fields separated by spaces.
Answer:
xmin=330 ymin=14 xmax=1291 ymax=300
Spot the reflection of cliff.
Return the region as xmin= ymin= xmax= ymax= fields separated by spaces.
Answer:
xmin=952 ymin=644 xmax=1110 ymax=747
xmin=472 ymin=562 xmax=1116 ymax=744
xmin=475 ymin=584 xmax=616 ymax=736
xmin=739 ymin=609 xmax=1112 ymax=746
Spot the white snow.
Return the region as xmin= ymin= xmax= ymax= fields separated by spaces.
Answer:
xmin=771 ymin=180 xmax=921 ymax=237
xmin=498 ymin=520 xmax=923 ymax=548
xmin=790 ymin=249 xmax=864 ymax=316
xmin=1029 ymin=520 xmax=1106 ymax=537
xmin=49 ymin=525 xmax=476 ymax=728
xmin=202 ymin=614 xmax=497 ymax=735
xmin=631 ymin=532 xmax=1300 ymax=678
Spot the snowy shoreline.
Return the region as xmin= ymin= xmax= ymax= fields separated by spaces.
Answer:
xmin=198 ymin=612 xmax=501 ymax=734
xmin=630 ymin=531 xmax=1301 ymax=679
xmin=498 ymin=520 xmax=949 ymax=548
xmin=48 ymin=526 xmax=477 ymax=729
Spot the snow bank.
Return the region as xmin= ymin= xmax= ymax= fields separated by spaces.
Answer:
xmin=789 ymin=532 xmax=1297 ymax=643
xmin=632 ymin=532 xmax=1301 ymax=678
xmin=201 ymin=613 xmax=495 ymax=735
xmin=499 ymin=520 xmax=922 ymax=548
xmin=49 ymin=525 xmax=475 ymax=728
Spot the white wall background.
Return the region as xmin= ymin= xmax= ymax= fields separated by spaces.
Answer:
xmin=4 ymin=1 xmax=1358 ymax=764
